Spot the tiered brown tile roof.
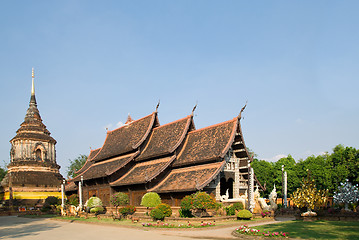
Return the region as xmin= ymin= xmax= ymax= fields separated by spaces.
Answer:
xmin=2 ymin=171 xmax=63 ymax=186
xmin=110 ymin=156 xmax=175 ymax=186
xmin=11 ymin=91 xmax=56 ymax=144
xmin=136 ymin=116 xmax=193 ymax=161
xmin=74 ymin=148 xmax=100 ymax=175
xmin=73 ymin=153 xmax=137 ymax=181
xmin=91 ymin=113 xmax=157 ymax=162
xmin=69 ymin=109 xmax=264 ymax=194
xmin=173 ymin=118 xmax=238 ymax=167
xmin=149 ymin=161 xmax=225 ymax=193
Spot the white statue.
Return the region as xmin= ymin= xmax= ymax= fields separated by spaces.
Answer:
xmin=220 ymin=189 xmax=229 ymax=201
xmin=220 ymin=189 xmax=247 ymax=208
xmin=255 ymin=187 xmax=270 ymax=211
xmin=268 ymin=184 xmax=278 ymax=211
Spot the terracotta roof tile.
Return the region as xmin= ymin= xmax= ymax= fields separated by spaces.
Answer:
xmin=110 ymin=156 xmax=175 ymax=186
xmin=74 ymin=148 xmax=101 ymax=175
xmin=92 ymin=113 xmax=157 ymax=162
xmin=11 ymin=132 xmax=56 ymax=143
xmin=73 ymin=153 xmax=137 ymax=181
xmin=173 ymin=118 xmax=237 ymax=167
xmin=65 ymin=181 xmax=77 ymax=192
xmin=136 ymin=116 xmax=192 ymax=161
xmin=149 ymin=161 xmax=225 ymax=193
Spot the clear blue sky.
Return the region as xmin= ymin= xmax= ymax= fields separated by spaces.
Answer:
xmin=1 ymin=1 xmax=359 ymax=177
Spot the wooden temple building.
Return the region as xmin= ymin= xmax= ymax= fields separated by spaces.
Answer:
xmin=68 ymin=105 xmax=263 ymax=207
xmin=1 ymin=69 xmax=63 ymax=204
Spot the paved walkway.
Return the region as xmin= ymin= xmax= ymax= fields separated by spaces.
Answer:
xmin=154 ymin=217 xmax=295 ymax=239
xmin=0 ymin=216 xmax=294 ymax=240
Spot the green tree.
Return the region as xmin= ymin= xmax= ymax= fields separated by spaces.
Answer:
xmin=66 ymin=154 xmax=88 ymax=179
xmin=251 ymin=159 xmax=274 ymax=196
xmin=296 ymin=154 xmax=333 ymax=193
xmin=329 ymin=145 xmax=359 ymax=186
xmin=0 ymin=166 xmax=7 ymax=182
xmin=111 ymin=192 xmax=129 ymax=212
xmin=273 ymin=155 xmax=300 ymax=197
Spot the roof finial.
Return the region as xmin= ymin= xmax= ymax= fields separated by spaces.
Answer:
xmin=238 ymin=101 xmax=248 ymax=119
xmin=125 ymin=113 xmax=134 ymax=124
xmin=191 ymin=102 xmax=198 ymax=116
xmin=31 ymin=68 xmax=35 ymax=96
xmin=156 ymin=100 xmax=160 ymax=111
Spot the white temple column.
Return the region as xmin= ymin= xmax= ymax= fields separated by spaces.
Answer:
xmin=248 ymin=167 xmax=255 ymax=212
xmin=233 ymin=161 xmax=240 ymax=199
xmin=61 ymin=180 xmax=65 ymax=208
xmin=215 ymin=176 xmax=221 ymax=201
xmin=79 ymin=176 xmax=83 ymax=209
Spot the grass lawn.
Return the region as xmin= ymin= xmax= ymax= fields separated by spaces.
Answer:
xmin=254 ymin=220 xmax=359 ymax=240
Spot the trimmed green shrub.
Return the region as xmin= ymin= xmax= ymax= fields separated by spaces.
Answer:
xmin=225 ymin=205 xmax=236 ymax=216
xmin=180 ymin=195 xmax=193 ymax=211
xmin=44 ymin=196 xmax=61 ymax=206
xmin=233 ymin=202 xmax=244 ymax=211
xmin=90 ymin=206 xmax=104 ymax=214
xmin=179 ymin=208 xmax=193 ymax=218
xmin=42 ymin=196 xmax=61 ymax=212
xmin=86 ymin=197 xmax=103 ymax=209
xmin=156 ymin=203 xmax=172 ymax=217
xmin=150 ymin=207 xmax=165 ymax=221
xmin=215 ymin=202 xmax=223 ymax=210
xmin=110 ymin=192 xmax=129 ymax=208
xmin=119 ymin=205 xmax=136 ymax=216
xmin=68 ymin=194 xmax=79 ymax=206
xmin=226 ymin=202 xmax=244 ymax=215
xmin=192 ymin=192 xmax=216 ymax=210
xmin=237 ymin=209 xmax=253 ymax=219
xmin=141 ymin=192 xmax=161 ymax=208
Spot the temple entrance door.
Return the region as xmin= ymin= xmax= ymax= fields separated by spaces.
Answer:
xmin=220 ymin=177 xmax=227 ymax=196
xmin=227 ymin=178 xmax=234 ymax=199
xmin=220 ymin=177 xmax=234 ymax=199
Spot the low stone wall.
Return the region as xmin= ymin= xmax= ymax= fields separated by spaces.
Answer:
xmin=295 ymin=214 xmax=359 ymax=221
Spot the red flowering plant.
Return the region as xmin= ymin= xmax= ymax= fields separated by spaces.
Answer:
xmin=180 ymin=195 xmax=193 ymax=211
xmin=179 ymin=192 xmax=216 ymax=218
xmin=142 ymin=221 xmax=215 ymax=228
xmin=235 ymin=225 xmax=289 ymax=238
xmin=119 ymin=205 xmax=136 ymax=217
xmin=261 ymin=211 xmax=271 ymax=217
xmin=192 ymin=192 xmax=216 ymax=211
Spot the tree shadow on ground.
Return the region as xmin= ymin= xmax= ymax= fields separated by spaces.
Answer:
xmin=0 ymin=217 xmax=61 ymax=239
xmin=0 ymin=216 xmax=47 ymax=227
xmin=256 ymin=220 xmax=359 ymax=240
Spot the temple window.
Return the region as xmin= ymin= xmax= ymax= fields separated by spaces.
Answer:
xmin=36 ymin=149 xmax=42 ymax=161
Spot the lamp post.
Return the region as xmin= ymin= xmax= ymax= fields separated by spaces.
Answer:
xmin=281 ymin=165 xmax=284 ymax=207
xmin=284 ymin=170 xmax=287 ymax=208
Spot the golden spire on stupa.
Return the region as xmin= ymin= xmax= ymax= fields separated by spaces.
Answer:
xmin=31 ymin=68 xmax=35 ymax=96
